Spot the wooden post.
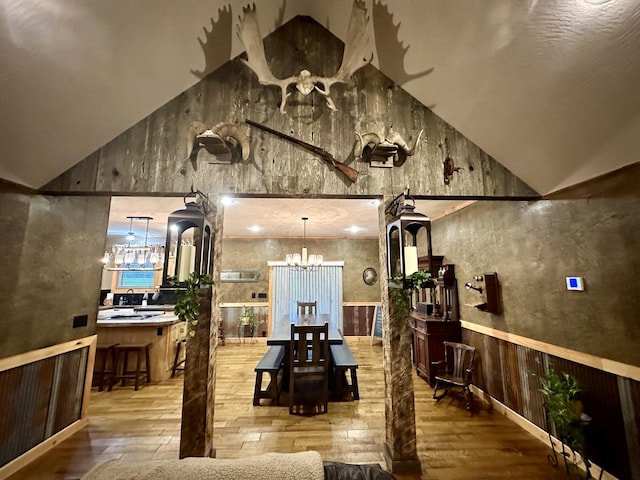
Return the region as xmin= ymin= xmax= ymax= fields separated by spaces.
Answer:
xmin=179 ymin=196 xmax=223 ymax=458
xmin=378 ymin=196 xmax=421 ymax=475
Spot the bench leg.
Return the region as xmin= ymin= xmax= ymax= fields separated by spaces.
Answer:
xmin=253 ymin=371 xmax=264 ymax=406
xmin=253 ymin=369 xmax=282 ymax=406
xmin=350 ymin=369 xmax=359 ymax=400
xmin=271 ymin=370 xmax=280 ymax=405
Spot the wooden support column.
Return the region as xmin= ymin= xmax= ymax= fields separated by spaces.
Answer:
xmin=378 ymin=197 xmax=421 ymax=475
xmin=179 ymin=197 xmax=223 ymax=458
xmin=179 ymin=285 xmax=213 ymax=458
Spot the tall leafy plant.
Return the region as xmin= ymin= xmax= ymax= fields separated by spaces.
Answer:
xmin=537 ymin=369 xmax=589 ymax=470
xmin=170 ymin=272 xmax=213 ymax=337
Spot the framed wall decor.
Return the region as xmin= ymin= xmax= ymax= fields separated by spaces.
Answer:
xmin=362 ymin=267 xmax=378 ymax=286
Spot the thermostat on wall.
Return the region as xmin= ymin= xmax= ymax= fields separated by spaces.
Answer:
xmin=566 ymin=277 xmax=584 ymax=291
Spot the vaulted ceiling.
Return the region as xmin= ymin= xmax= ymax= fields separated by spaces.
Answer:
xmin=1 ymin=0 xmax=639 ymax=195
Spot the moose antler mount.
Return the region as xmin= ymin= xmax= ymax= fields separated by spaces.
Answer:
xmin=236 ymin=0 xmax=373 ymax=114
xmin=354 ymin=128 xmax=424 ymax=168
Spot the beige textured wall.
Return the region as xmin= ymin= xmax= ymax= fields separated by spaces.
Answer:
xmin=0 ymin=193 xmax=110 ymax=359
xmin=431 ymin=193 xmax=640 ymax=366
xmin=219 ymin=237 xmax=380 ymax=303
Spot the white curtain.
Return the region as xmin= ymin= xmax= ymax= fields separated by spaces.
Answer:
xmin=271 ymin=264 xmax=343 ymax=333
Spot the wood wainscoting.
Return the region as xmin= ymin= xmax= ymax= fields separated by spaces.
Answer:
xmin=342 ymin=303 xmax=381 ymax=337
xmin=220 ymin=302 xmax=381 ymax=339
xmin=461 ymin=321 xmax=640 ymax=480
xmin=0 ymin=335 xmax=96 ymax=480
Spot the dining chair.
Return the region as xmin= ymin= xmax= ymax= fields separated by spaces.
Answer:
xmin=296 ymin=301 xmax=317 ymax=315
xmin=289 ymin=322 xmax=329 ymax=415
xmin=432 ymin=341 xmax=476 ymax=410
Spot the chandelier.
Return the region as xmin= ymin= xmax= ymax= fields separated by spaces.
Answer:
xmin=286 ymin=217 xmax=323 ymax=270
xmin=103 ymin=216 xmax=165 ymax=271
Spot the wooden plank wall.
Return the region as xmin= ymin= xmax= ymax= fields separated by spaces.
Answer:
xmin=463 ymin=328 xmax=639 ymax=480
xmin=44 ymin=17 xmax=537 ymax=200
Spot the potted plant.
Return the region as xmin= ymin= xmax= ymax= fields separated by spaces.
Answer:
xmin=406 ymin=270 xmax=435 ymax=290
xmin=536 ymin=369 xmax=591 ymax=474
xmin=388 ymin=270 xmax=435 ymax=323
xmin=238 ymin=309 xmax=258 ymax=343
xmin=390 ymin=269 xmax=434 ymax=290
xmin=169 ymin=272 xmax=213 ymax=338
xmin=239 ymin=309 xmax=258 ymax=334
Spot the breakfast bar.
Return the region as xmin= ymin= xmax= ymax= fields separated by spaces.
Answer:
xmin=96 ymin=308 xmax=183 ymax=382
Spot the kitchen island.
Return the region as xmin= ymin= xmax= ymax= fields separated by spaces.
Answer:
xmin=97 ymin=308 xmax=183 ymax=382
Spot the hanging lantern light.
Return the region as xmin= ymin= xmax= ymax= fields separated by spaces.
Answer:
xmin=161 ymin=190 xmax=213 ymax=286
xmin=386 ymin=190 xmax=433 ymax=288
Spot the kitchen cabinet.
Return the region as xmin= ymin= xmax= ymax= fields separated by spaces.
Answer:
xmin=410 ymin=312 xmax=461 ymax=386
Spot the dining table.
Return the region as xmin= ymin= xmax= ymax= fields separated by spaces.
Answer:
xmin=267 ymin=313 xmax=344 ymax=393
xmin=267 ymin=313 xmax=344 ymax=346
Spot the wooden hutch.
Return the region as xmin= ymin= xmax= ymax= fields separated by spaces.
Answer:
xmin=410 ymin=256 xmax=461 ymax=386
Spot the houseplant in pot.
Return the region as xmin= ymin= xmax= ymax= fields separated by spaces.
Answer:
xmin=537 ymin=369 xmax=593 ymax=476
xmin=406 ymin=270 xmax=435 ymax=290
xmin=239 ymin=309 xmax=258 ymax=337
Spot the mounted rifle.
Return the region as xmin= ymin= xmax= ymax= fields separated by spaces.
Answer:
xmin=245 ymin=119 xmax=359 ymax=184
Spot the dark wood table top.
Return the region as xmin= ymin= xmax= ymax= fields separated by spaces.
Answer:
xmin=267 ymin=313 xmax=344 ymax=345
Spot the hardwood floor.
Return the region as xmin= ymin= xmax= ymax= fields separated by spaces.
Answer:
xmin=7 ymin=338 xmax=570 ymax=480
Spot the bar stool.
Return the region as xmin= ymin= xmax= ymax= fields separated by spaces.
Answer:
xmin=92 ymin=343 xmax=118 ymax=391
xmin=171 ymin=338 xmax=186 ymax=377
xmin=111 ymin=343 xmax=151 ymax=391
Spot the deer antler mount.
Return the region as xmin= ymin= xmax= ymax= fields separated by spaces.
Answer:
xmin=236 ymin=0 xmax=373 ymax=114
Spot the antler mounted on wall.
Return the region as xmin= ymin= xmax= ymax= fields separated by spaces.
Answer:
xmin=355 ymin=128 xmax=424 ymax=167
xmin=184 ymin=121 xmax=250 ymax=166
xmin=236 ymin=0 xmax=373 ymax=114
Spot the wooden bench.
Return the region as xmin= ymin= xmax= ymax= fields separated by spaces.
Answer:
xmin=253 ymin=345 xmax=285 ymax=406
xmin=330 ymin=343 xmax=359 ymax=400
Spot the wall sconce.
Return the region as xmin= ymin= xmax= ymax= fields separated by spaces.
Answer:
xmin=161 ymin=190 xmax=213 ymax=287
xmin=385 ymin=190 xmax=433 ymax=288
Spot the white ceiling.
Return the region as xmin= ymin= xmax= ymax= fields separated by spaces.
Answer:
xmin=2 ymin=1 xmax=639 ymax=194
xmin=107 ymin=196 xmax=471 ymax=241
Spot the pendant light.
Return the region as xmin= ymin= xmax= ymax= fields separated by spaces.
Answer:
xmin=286 ymin=217 xmax=323 ymax=270
xmin=103 ymin=216 xmax=165 ymax=271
